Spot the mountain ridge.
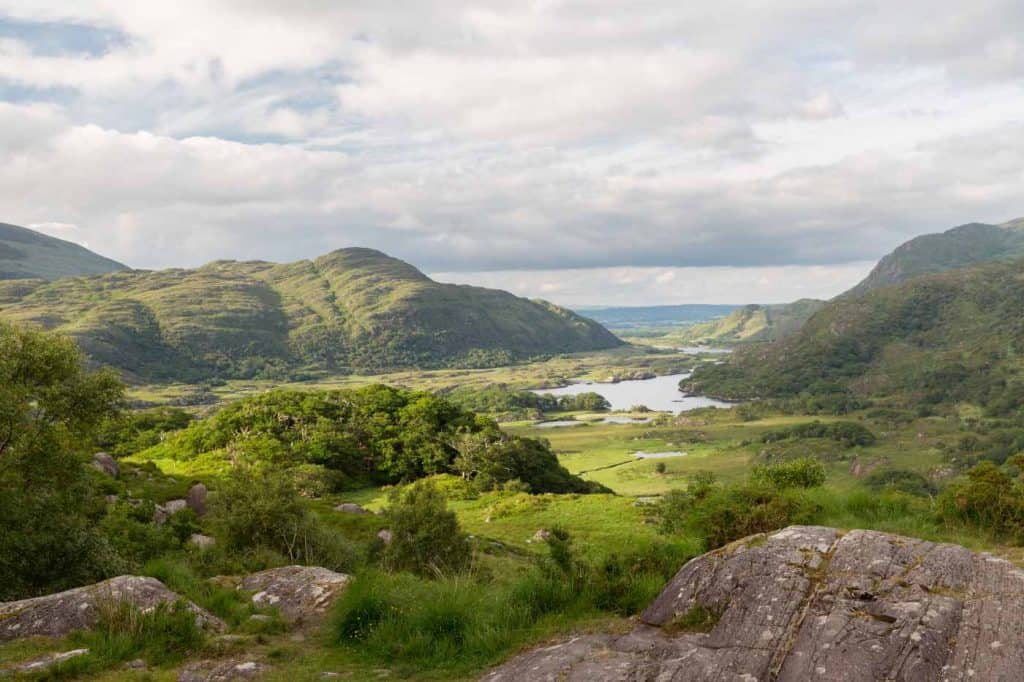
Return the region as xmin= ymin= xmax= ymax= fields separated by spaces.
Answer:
xmin=0 ymin=246 xmax=621 ymax=381
xmin=0 ymin=222 xmax=127 ymax=281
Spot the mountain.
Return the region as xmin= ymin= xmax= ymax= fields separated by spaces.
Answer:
xmin=579 ymin=304 xmax=740 ymax=330
xmin=844 ymin=217 xmax=1024 ymax=297
xmin=0 ymin=247 xmax=621 ymax=381
xmin=0 ymin=222 xmax=127 ymax=280
xmin=671 ymin=300 xmax=825 ymax=345
xmin=688 ymin=257 xmax=1024 ymax=409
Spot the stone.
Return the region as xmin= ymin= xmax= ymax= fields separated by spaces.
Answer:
xmin=335 ymin=502 xmax=370 ymax=515
xmin=92 ymin=452 xmax=119 ymax=478
xmin=483 ymin=525 xmax=1024 ymax=681
xmin=530 ymin=529 xmax=552 ymax=543
xmin=187 ymin=483 xmax=209 ymax=516
xmin=0 ymin=649 xmax=90 ymax=675
xmin=238 ymin=566 xmax=351 ymax=623
xmin=178 ymin=659 xmax=269 ymax=681
xmin=188 ymin=533 xmax=216 ymax=550
xmin=155 ymin=499 xmax=189 ymax=524
xmin=377 ymin=529 xmax=393 ymax=545
xmin=0 ymin=575 xmax=225 ymax=642
xmin=123 ymin=659 xmax=147 ymax=670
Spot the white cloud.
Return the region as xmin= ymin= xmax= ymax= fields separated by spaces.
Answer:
xmin=0 ymin=1 xmax=1021 ymax=304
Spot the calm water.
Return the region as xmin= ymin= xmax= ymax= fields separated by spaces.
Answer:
xmin=532 ymin=373 xmax=731 ymax=414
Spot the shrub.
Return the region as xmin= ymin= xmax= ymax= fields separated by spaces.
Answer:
xmin=208 ymin=466 xmax=356 ymax=572
xmin=750 ymin=458 xmax=826 ymax=489
xmin=864 ymin=469 xmax=937 ymax=497
xmin=936 ymin=461 xmax=1024 ymax=539
xmin=381 ymin=481 xmax=472 ymax=577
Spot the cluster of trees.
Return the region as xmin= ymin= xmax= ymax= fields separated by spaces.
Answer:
xmin=444 ymin=385 xmax=610 ymax=418
xmin=145 ymin=386 xmax=602 ymax=494
xmin=759 ymin=421 xmax=877 ymax=448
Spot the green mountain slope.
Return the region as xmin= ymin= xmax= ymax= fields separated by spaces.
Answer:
xmin=671 ymin=299 xmax=825 ymax=345
xmin=0 ymin=247 xmax=621 ymax=381
xmin=0 ymin=222 xmax=126 ymax=280
xmin=688 ymin=258 xmax=1024 ymax=409
xmin=844 ymin=218 xmax=1024 ymax=297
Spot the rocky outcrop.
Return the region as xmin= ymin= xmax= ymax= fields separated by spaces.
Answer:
xmin=0 ymin=649 xmax=90 ymax=675
xmin=483 ymin=525 xmax=1024 ymax=681
xmin=0 ymin=576 xmax=225 ymax=642
xmin=238 ymin=566 xmax=350 ymax=623
xmin=334 ymin=502 xmax=370 ymax=515
xmin=92 ymin=452 xmax=119 ymax=478
xmin=178 ymin=659 xmax=269 ymax=681
xmin=187 ymin=483 xmax=209 ymax=516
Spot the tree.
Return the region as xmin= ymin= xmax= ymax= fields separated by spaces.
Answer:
xmin=381 ymin=481 xmax=471 ymax=576
xmin=0 ymin=322 xmax=124 ymax=599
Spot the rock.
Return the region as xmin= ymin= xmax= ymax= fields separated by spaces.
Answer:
xmin=530 ymin=529 xmax=552 ymax=543
xmin=483 ymin=525 xmax=1024 ymax=681
xmin=0 ymin=575 xmax=226 ymax=642
xmin=123 ymin=659 xmax=147 ymax=670
xmin=238 ymin=566 xmax=351 ymax=623
xmin=187 ymin=483 xmax=209 ymax=516
xmin=178 ymin=659 xmax=269 ymax=681
xmin=849 ymin=456 xmax=890 ymax=478
xmin=377 ymin=529 xmax=393 ymax=545
xmin=335 ymin=502 xmax=370 ymax=515
xmin=1 ymin=649 xmax=90 ymax=674
xmin=155 ymin=499 xmax=189 ymax=524
xmin=92 ymin=452 xmax=119 ymax=478
xmin=188 ymin=533 xmax=216 ymax=550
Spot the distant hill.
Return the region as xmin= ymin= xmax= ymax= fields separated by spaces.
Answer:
xmin=579 ymin=304 xmax=739 ymax=330
xmin=688 ymin=258 xmax=1024 ymax=409
xmin=844 ymin=217 xmax=1024 ymax=297
xmin=0 ymin=222 xmax=126 ymax=280
xmin=669 ymin=300 xmax=824 ymax=345
xmin=0 ymin=247 xmax=622 ymax=382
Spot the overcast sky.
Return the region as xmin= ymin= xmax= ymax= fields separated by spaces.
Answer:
xmin=1 ymin=2 xmax=1022 ymax=305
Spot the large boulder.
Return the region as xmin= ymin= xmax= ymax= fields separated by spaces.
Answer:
xmin=92 ymin=452 xmax=119 ymax=478
xmin=238 ymin=566 xmax=351 ymax=623
xmin=483 ymin=525 xmax=1024 ymax=681
xmin=187 ymin=483 xmax=209 ymax=517
xmin=0 ymin=576 xmax=225 ymax=642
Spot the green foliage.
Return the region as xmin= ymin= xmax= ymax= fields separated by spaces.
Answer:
xmin=937 ymin=461 xmax=1024 ymax=540
xmin=864 ymin=469 xmax=937 ymax=497
xmin=330 ymin=537 xmax=692 ymax=675
xmin=452 ymin=432 xmax=608 ymax=494
xmin=381 ymin=481 xmax=472 ymax=577
xmin=0 ymin=247 xmax=621 ymax=380
xmin=142 ymin=385 xmax=598 ymax=494
xmin=0 ymin=321 xmax=125 ymax=600
xmin=750 ymin=458 xmax=826 ymax=489
xmin=70 ymin=600 xmax=205 ymax=668
xmin=760 ymin=420 xmax=876 ymax=447
xmin=95 ymin=407 xmax=193 ymax=457
xmin=657 ymin=469 xmax=823 ymax=549
xmin=208 ymin=466 xmax=357 ymax=572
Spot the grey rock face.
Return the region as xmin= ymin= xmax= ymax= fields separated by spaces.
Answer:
xmin=0 ymin=575 xmax=225 ymax=642
xmin=188 ymin=533 xmax=216 ymax=550
xmin=483 ymin=525 xmax=1024 ymax=681
xmin=334 ymin=502 xmax=370 ymax=515
xmin=187 ymin=483 xmax=209 ymax=516
xmin=92 ymin=452 xmax=119 ymax=478
xmin=377 ymin=529 xmax=393 ymax=545
xmin=178 ymin=659 xmax=269 ymax=681
xmin=238 ymin=566 xmax=351 ymax=623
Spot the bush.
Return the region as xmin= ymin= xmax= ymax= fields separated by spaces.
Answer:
xmin=208 ymin=466 xmax=356 ymax=572
xmin=381 ymin=481 xmax=472 ymax=577
xmin=864 ymin=469 xmax=937 ymax=497
xmin=760 ymin=421 xmax=876 ymax=447
xmin=71 ymin=600 xmax=205 ymax=668
xmin=936 ymin=461 xmax=1024 ymax=539
xmin=750 ymin=458 xmax=826 ymax=489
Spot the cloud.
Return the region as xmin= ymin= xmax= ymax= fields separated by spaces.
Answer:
xmin=0 ymin=0 xmax=1020 ymax=304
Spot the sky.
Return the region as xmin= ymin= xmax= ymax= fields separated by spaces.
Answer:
xmin=0 ymin=2 xmax=1022 ymax=306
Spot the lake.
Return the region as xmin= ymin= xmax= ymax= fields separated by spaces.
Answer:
xmin=531 ymin=373 xmax=732 ymax=414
